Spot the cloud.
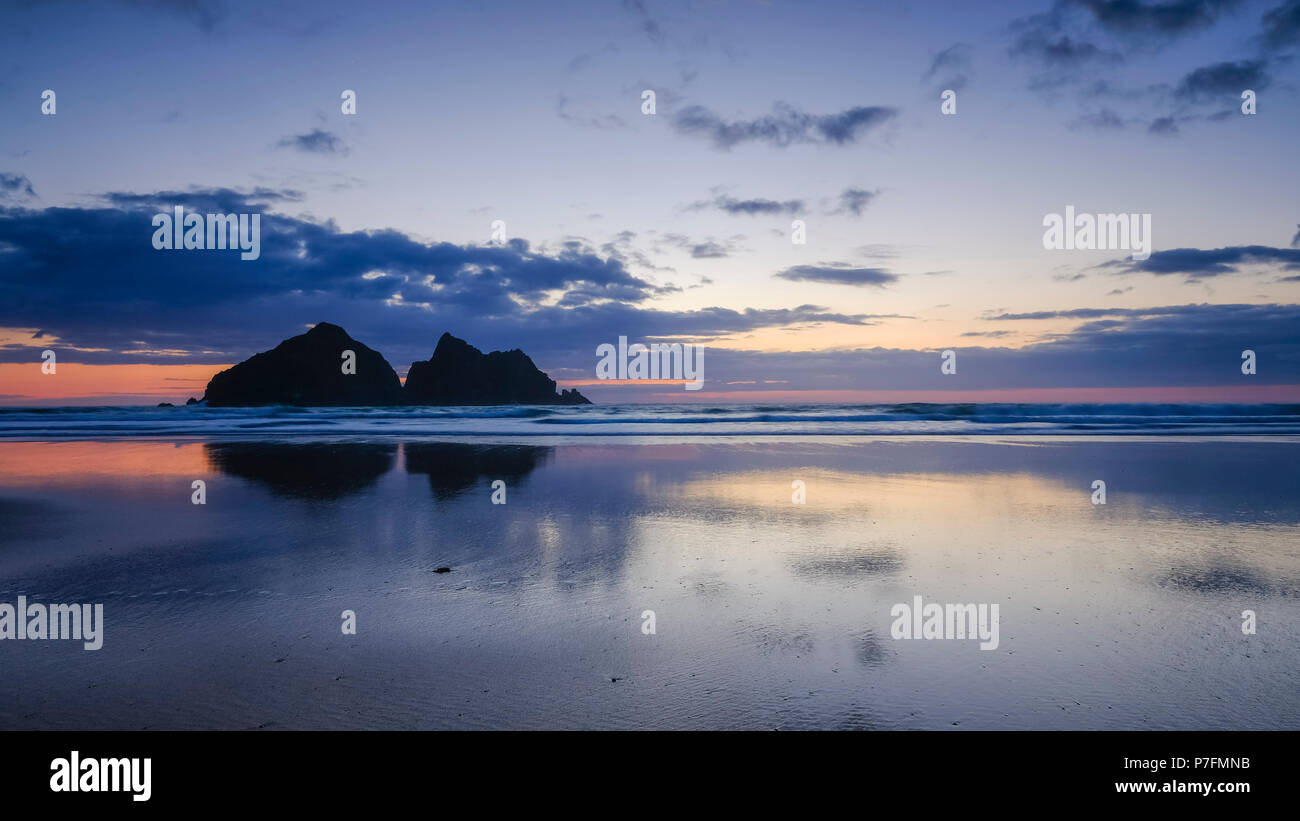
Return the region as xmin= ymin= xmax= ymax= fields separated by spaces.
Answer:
xmin=622 ymin=0 xmax=665 ymax=45
xmin=1007 ymin=2 xmax=1245 ymax=110
xmin=0 ymin=173 xmax=36 ymax=201
xmin=774 ymin=264 xmax=900 ymax=288
xmin=691 ymin=184 xmax=873 ymax=223
xmin=99 ymin=186 xmax=304 ymax=210
xmin=5 ymin=188 xmax=1298 ymax=395
xmin=689 ymin=193 xmax=806 ymax=216
xmin=1069 ymin=108 xmax=1127 ymax=130
xmin=567 ymin=43 xmax=620 ymax=73
xmin=1260 ymin=0 xmax=1300 ymax=49
xmin=556 ymin=95 xmax=628 ymax=129
xmin=1101 ymin=245 xmax=1300 ymax=277
xmin=689 ymin=241 xmax=728 ymax=258
xmin=923 ymin=42 xmax=973 ymax=91
xmin=857 ymin=243 xmax=921 ymax=259
xmin=1148 ymin=115 xmax=1181 ymax=135
xmin=644 ymin=303 xmax=1300 ymax=391
xmin=1292 ymin=224 xmax=1300 ymax=247
xmin=657 ymin=232 xmax=744 ymax=259
xmin=1008 ymin=1 xmax=1281 ymax=135
xmin=120 ymin=0 xmax=222 ymax=32
xmin=672 ymin=102 xmax=897 ymax=150
xmin=276 ymin=128 xmax=348 ymax=155
xmin=1175 ymin=60 xmax=1272 ymax=103
xmin=1016 ymin=33 xmax=1113 ymax=66
xmin=1010 ymin=9 xmax=1121 ymax=68
xmin=989 ymin=303 xmax=1273 ymax=320
xmin=834 ymin=187 xmax=879 ymax=217
xmin=0 ymin=187 xmax=876 ymax=368
xmin=1070 ymin=0 xmax=1242 ymax=35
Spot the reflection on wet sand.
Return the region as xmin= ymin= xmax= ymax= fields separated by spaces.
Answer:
xmin=403 ymin=443 xmax=552 ymax=499
xmin=205 ymin=442 xmax=398 ymax=500
xmin=0 ymin=438 xmax=1296 ymax=729
xmin=193 ymin=442 xmax=554 ymax=502
xmin=1159 ymin=560 xmax=1289 ymax=597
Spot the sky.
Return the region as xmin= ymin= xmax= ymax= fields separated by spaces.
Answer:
xmin=1 ymin=0 xmax=1299 ymax=404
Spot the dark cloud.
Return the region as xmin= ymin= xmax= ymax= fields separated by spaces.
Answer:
xmin=1292 ymin=224 xmax=1300 ymax=247
xmin=670 ymin=302 xmax=1300 ymax=391
xmin=672 ymin=102 xmax=897 ymax=150
xmin=276 ymin=128 xmax=347 ymax=155
xmin=1069 ymin=0 xmax=1242 ymax=35
xmin=0 ymin=187 xmax=876 ymax=368
xmin=1007 ymin=1 xmax=1244 ymax=131
xmin=100 ymin=186 xmax=304 ymax=210
xmin=1011 ymin=0 xmax=1237 ymax=65
xmin=0 ymin=173 xmax=36 ymax=201
xmin=1147 ymin=115 xmax=1180 ymax=134
xmin=1010 ymin=10 xmax=1120 ymax=68
xmin=689 ymin=193 xmax=806 ymax=216
xmin=1019 ymin=33 xmax=1112 ymax=65
xmin=1102 ymin=245 xmax=1300 ymax=277
xmin=1175 ymin=60 xmax=1272 ymax=103
xmin=1260 ymin=0 xmax=1300 ymax=49
xmin=989 ymin=303 xmax=1280 ymax=321
xmin=774 ymin=265 xmax=899 ymax=288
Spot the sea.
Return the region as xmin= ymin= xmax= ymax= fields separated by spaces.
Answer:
xmin=2 ymin=401 xmax=1299 ymax=439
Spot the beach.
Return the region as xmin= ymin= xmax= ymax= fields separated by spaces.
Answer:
xmin=1 ymin=429 xmax=1296 ymax=730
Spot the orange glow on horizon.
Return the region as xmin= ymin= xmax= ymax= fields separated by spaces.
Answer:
xmin=0 ymin=362 xmax=228 ymax=405
xmin=3 ymin=363 xmax=1298 ymax=406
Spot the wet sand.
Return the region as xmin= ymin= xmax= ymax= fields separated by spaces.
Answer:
xmin=0 ymin=437 xmax=1296 ymax=729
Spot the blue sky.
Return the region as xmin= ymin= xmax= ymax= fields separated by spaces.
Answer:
xmin=1 ymin=0 xmax=1299 ymax=402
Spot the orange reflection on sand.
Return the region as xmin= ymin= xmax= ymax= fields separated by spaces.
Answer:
xmin=0 ymin=441 xmax=212 ymax=482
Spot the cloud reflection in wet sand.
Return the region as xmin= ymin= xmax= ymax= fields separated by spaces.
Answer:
xmin=0 ymin=438 xmax=1296 ymax=729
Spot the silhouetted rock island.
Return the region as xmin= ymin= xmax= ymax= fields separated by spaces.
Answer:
xmin=201 ymin=323 xmax=589 ymax=407
xmin=405 ymin=332 xmax=590 ymax=406
xmin=203 ymin=323 xmax=402 ymax=407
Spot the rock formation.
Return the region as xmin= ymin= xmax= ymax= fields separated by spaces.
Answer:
xmin=404 ymin=332 xmax=590 ymax=406
xmin=202 ymin=322 xmax=404 ymax=407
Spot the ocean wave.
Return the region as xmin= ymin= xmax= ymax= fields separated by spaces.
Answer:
xmin=1 ymin=403 xmax=1298 ymax=439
